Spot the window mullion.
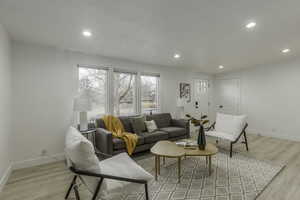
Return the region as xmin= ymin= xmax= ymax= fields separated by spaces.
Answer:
xmin=157 ymin=77 xmax=160 ymax=112
xmin=107 ymin=67 xmax=114 ymax=115
xmin=136 ymin=72 xmax=141 ymax=115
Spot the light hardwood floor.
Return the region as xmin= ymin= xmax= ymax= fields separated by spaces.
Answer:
xmin=1 ymin=135 xmax=300 ymax=200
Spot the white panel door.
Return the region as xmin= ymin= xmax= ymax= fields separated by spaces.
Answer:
xmin=215 ymin=79 xmax=240 ymax=115
xmin=193 ymin=79 xmax=210 ymax=119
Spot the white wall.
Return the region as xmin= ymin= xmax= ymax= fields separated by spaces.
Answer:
xmin=0 ymin=24 xmax=12 ymax=190
xmin=11 ymin=41 xmax=213 ymax=167
xmin=216 ymin=59 xmax=300 ymax=141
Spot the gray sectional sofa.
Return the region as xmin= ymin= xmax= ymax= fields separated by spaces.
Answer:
xmin=95 ymin=113 xmax=190 ymax=155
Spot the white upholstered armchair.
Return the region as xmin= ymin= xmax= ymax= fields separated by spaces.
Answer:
xmin=64 ymin=127 xmax=153 ymax=200
xmin=206 ymin=113 xmax=248 ymax=157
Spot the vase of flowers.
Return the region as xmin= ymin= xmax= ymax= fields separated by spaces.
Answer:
xmin=186 ymin=114 xmax=209 ymax=150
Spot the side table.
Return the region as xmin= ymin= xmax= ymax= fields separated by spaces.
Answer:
xmin=79 ymin=129 xmax=97 ymax=147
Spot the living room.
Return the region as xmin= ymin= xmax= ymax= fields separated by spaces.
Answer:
xmin=1 ymin=1 xmax=300 ymax=200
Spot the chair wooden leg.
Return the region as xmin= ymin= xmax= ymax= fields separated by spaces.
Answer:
xmin=145 ymin=183 xmax=149 ymax=200
xmin=230 ymin=142 xmax=233 ymax=158
xmin=65 ymin=175 xmax=77 ymax=199
xmin=243 ymin=132 xmax=249 ymax=151
xmin=73 ymin=185 xmax=80 ymax=200
xmin=92 ymin=178 xmax=104 ymax=200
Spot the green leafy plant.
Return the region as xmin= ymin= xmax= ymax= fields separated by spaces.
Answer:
xmin=185 ymin=114 xmax=209 ymax=127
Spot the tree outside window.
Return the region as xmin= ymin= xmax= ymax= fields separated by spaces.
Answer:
xmin=113 ymin=72 xmax=136 ymax=115
xmin=141 ymin=75 xmax=159 ymax=114
xmin=78 ymin=67 xmax=107 ymax=118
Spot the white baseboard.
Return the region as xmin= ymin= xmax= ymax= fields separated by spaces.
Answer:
xmin=12 ymin=153 xmax=65 ymax=170
xmin=0 ymin=164 xmax=12 ymax=192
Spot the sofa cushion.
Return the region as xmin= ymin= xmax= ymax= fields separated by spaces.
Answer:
xmin=130 ymin=116 xmax=146 ymax=134
xmin=160 ymin=127 xmax=186 ymax=138
xmin=113 ymin=136 xmax=144 ymax=150
xmin=96 ymin=118 xmax=107 ymax=129
xmin=96 ymin=116 xmax=138 ymax=133
xmin=119 ymin=117 xmax=134 ymax=133
xmin=146 ymin=113 xmax=172 ymax=128
xmin=141 ymin=131 xmax=169 ymax=144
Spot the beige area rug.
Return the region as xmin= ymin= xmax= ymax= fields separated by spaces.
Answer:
xmin=116 ymin=150 xmax=284 ymax=200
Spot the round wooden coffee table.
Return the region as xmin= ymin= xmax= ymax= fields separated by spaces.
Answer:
xmin=150 ymin=141 xmax=218 ymax=183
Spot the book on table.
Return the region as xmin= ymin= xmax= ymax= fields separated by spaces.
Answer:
xmin=175 ymin=140 xmax=198 ymax=149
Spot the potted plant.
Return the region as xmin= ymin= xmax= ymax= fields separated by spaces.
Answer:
xmin=185 ymin=114 xmax=209 ymax=150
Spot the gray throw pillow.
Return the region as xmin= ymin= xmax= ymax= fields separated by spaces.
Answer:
xmin=131 ymin=116 xmax=146 ymax=134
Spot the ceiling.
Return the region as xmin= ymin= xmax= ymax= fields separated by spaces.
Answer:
xmin=0 ymin=0 xmax=300 ymax=74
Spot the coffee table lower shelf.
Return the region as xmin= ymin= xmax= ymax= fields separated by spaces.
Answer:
xmin=154 ymin=155 xmax=213 ymax=183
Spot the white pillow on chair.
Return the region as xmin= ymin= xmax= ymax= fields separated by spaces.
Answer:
xmin=65 ymin=127 xmax=108 ymax=196
xmin=215 ymin=113 xmax=247 ymax=140
xmin=65 ymin=127 xmax=153 ymax=199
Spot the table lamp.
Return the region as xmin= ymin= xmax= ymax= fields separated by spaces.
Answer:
xmin=73 ymin=90 xmax=92 ymax=131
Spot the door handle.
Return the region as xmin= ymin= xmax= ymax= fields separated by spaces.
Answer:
xmin=219 ymin=105 xmax=223 ymax=108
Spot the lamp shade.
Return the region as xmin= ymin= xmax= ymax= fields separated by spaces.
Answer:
xmin=73 ymin=90 xmax=92 ymax=112
xmin=177 ymin=98 xmax=185 ymax=107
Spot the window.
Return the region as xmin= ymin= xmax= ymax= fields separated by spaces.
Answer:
xmin=195 ymin=79 xmax=208 ymax=95
xmin=78 ymin=66 xmax=160 ymax=117
xmin=78 ymin=67 xmax=107 ymax=118
xmin=141 ymin=75 xmax=160 ymax=114
xmin=113 ymin=71 xmax=137 ymax=115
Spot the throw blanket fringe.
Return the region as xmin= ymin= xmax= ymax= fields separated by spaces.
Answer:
xmin=102 ymin=115 xmax=138 ymax=155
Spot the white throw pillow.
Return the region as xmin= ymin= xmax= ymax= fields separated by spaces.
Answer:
xmin=145 ymin=120 xmax=158 ymax=132
xmin=215 ymin=113 xmax=247 ymax=139
xmin=65 ymin=127 xmax=107 ymax=197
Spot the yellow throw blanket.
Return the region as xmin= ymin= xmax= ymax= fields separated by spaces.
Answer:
xmin=102 ymin=115 xmax=138 ymax=155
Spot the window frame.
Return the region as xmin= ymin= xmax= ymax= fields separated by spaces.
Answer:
xmin=78 ymin=65 xmax=161 ymax=117
xmin=78 ymin=65 xmax=109 ymax=118
xmin=113 ymin=69 xmax=138 ymax=116
xmin=140 ymin=73 xmax=161 ymax=114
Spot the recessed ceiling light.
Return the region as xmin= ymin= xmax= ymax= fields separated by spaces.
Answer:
xmin=219 ymin=65 xmax=224 ymax=69
xmin=246 ymin=22 xmax=256 ymax=29
xmin=82 ymin=30 xmax=92 ymax=37
xmin=173 ymin=53 xmax=181 ymax=59
xmin=281 ymin=48 xmax=290 ymax=53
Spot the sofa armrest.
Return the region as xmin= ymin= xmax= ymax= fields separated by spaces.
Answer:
xmin=172 ymin=119 xmax=190 ymax=138
xmin=95 ymin=128 xmax=113 ymax=156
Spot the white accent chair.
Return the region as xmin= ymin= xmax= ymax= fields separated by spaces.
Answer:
xmin=206 ymin=113 xmax=248 ymax=157
xmin=65 ymin=127 xmax=153 ymax=200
